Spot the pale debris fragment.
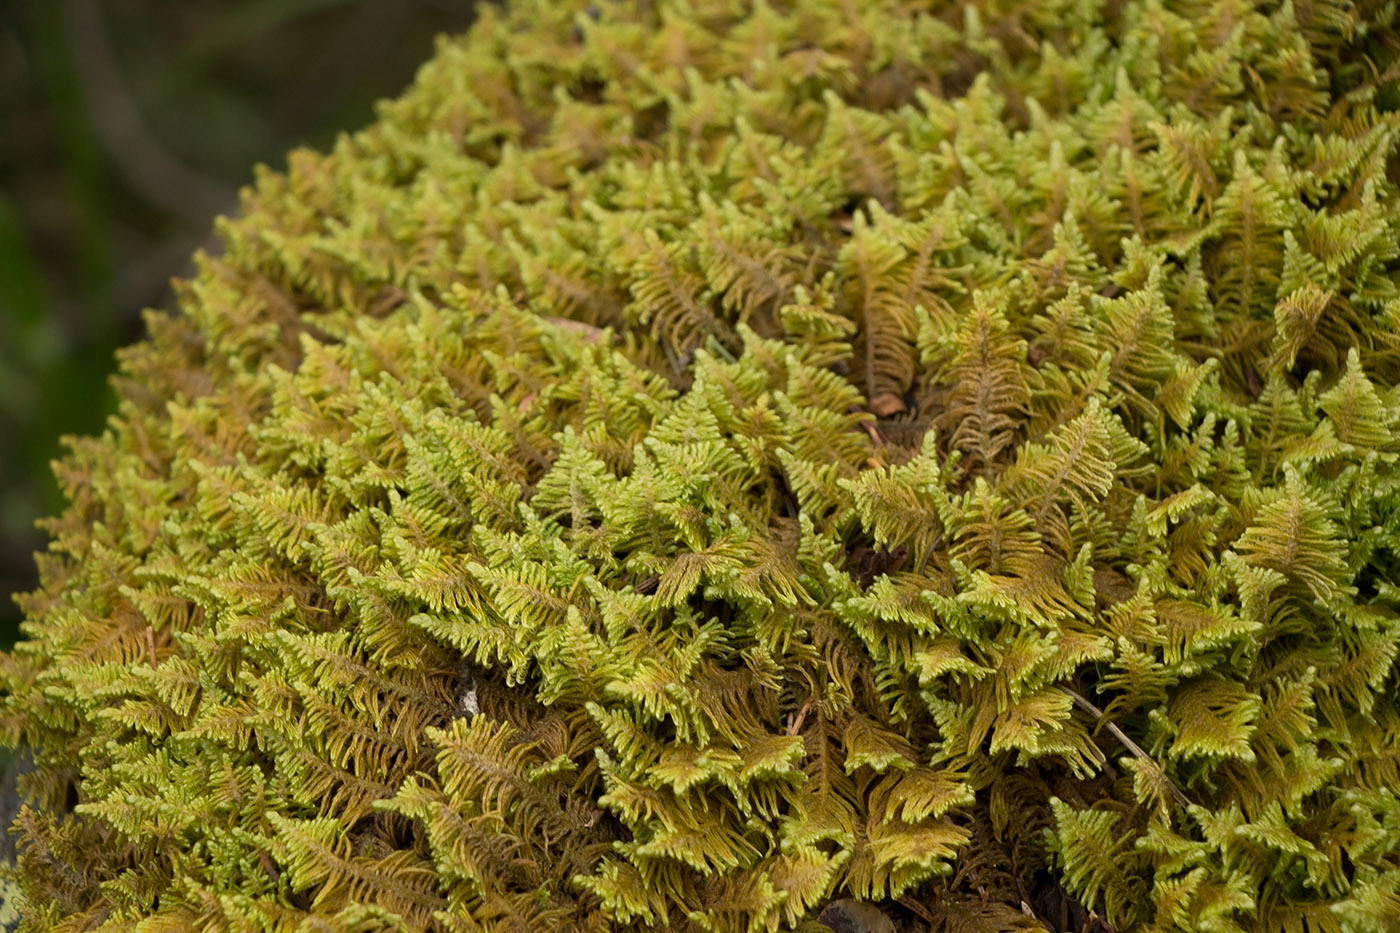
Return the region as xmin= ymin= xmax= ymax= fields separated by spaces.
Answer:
xmin=454 ymin=658 xmax=478 ymax=721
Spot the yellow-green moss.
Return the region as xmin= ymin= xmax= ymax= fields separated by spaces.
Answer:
xmin=3 ymin=1 xmax=1400 ymax=930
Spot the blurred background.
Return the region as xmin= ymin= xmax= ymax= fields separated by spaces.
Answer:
xmin=0 ymin=0 xmax=481 ymax=652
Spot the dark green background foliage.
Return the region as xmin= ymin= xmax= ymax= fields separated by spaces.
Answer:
xmin=4 ymin=1 xmax=1400 ymax=931
xmin=0 ymin=0 xmax=477 ymax=652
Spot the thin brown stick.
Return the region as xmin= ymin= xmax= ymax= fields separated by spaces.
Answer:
xmin=915 ymin=531 xmax=943 ymax=575
xmin=1058 ymin=685 xmax=1193 ymax=810
xmin=785 ymin=698 xmax=812 ymax=736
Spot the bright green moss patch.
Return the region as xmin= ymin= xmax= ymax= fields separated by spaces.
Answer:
xmin=4 ymin=1 xmax=1400 ymax=930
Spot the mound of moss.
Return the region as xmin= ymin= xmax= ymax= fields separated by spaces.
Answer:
xmin=4 ymin=0 xmax=1400 ymax=930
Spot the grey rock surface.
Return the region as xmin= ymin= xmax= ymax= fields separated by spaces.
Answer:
xmin=817 ymin=899 xmax=898 ymax=933
xmin=0 ymin=750 xmax=31 ymax=931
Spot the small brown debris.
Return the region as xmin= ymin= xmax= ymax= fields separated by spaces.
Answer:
xmin=542 ymin=316 xmax=607 ymax=342
xmin=817 ymin=899 xmax=896 ymax=933
xmin=1245 ymin=363 xmax=1263 ymax=400
xmin=869 ymin=393 xmax=907 ymax=417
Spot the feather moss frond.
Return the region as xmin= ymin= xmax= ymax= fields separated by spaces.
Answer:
xmin=6 ymin=1 xmax=1400 ymax=931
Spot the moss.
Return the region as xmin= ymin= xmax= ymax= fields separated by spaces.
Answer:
xmin=3 ymin=1 xmax=1400 ymax=930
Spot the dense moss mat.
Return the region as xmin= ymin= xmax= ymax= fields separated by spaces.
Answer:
xmin=3 ymin=0 xmax=1400 ymax=930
